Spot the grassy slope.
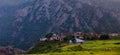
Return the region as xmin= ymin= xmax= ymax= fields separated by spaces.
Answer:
xmin=21 ymin=40 xmax=120 ymax=55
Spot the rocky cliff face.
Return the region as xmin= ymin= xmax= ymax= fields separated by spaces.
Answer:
xmin=0 ymin=46 xmax=25 ymax=55
xmin=14 ymin=0 xmax=120 ymax=33
xmin=0 ymin=0 xmax=120 ymax=50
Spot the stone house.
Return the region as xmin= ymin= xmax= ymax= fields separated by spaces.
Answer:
xmin=74 ymin=32 xmax=84 ymax=39
xmin=50 ymin=33 xmax=65 ymax=41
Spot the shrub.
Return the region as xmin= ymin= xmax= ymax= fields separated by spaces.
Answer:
xmin=45 ymin=33 xmax=53 ymax=39
xmin=100 ymin=34 xmax=110 ymax=40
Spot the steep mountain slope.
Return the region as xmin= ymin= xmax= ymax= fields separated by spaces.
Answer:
xmin=0 ymin=0 xmax=120 ymax=50
xmin=14 ymin=0 xmax=120 ymax=34
xmin=0 ymin=1 xmax=33 ymax=50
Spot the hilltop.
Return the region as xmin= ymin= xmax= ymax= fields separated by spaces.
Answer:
xmin=26 ymin=33 xmax=120 ymax=55
xmin=27 ymin=40 xmax=120 ymax=55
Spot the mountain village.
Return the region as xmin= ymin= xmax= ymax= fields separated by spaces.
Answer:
xmin=40 ymin=32 xmax=120 ymax=43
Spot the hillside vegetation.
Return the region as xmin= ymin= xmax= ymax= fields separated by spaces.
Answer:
xmin=23 ymin=40 xmax=120 ymax=55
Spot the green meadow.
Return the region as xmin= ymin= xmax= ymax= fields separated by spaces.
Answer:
xmin=18 ymin=40 xmax=120 ymax=55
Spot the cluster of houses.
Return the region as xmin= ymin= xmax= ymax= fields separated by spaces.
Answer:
xmin=40 ymin=32 xmax=120 ymax=43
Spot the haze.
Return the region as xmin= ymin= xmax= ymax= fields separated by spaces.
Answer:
xmin=0 ymin=0 xmax=33 ymax=7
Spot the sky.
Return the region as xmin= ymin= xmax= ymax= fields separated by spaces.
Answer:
xmin=0 ymin=0 xmax=120 ymax=6
xmin=0 ymin=0 xmax=33 ymax=7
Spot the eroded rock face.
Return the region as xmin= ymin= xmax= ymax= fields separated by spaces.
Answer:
xmin=0 ymin=46 xmax=25 ymax=55
xmin=15 ymin=0 xmax=120 ymax=33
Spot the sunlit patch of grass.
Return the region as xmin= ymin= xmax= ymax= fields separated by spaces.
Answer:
xmin=61 ymin=43 xmax=83 ymax=51
xmin=81 ymin=40 xmax=120 ymax=51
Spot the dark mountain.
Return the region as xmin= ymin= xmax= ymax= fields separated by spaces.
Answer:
xmin=0 ymin=0 xmax=120 ymax=50
xmin=0 ymin=1 xmax=33 ymax=50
